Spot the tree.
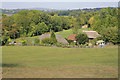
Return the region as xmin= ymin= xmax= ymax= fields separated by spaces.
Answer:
xmin=111 ymin=8 xmax=117 ymax=16
xmin=2 ymin=8 xmax=118 ymax=45
xmin=28 ymin=22 xmax=36 ymax=37
xmin=49 ymin=12 xmax=55 ymax=16
xmin=72 ymin=22 xmax=79 ymax=34
xmin=50 ymin=30 xmax=56 ymax=39
xmin=37 ymin=22 xmax=48 ymax=34
xmin=107 ymin=7 xmax=111 ymax=15
xmin=101 ymin=27 xmax=119 ymax=44
xmin=34 ymin=38 xmax=40 ymax=44
xmin=75 ymin=33 xmax=89 ymax=45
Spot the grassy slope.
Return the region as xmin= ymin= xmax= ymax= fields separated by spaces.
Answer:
xmin=55 ymin=28 xmax=91 ymax=38
xmin=14 ymin=28 xmax=91 ymax=42
xmin=2 ymin=46 xmax=118 ymax=78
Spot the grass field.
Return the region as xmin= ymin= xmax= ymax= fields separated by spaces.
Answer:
xmin=2 ymin=46 xmax=118 ymax=78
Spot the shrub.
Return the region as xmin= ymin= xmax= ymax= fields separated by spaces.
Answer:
xmin=84 ymin=42 xmax=89 ymax=46
xmin=41 ymin=38 xmax=57 ymax=45
xmin=10 ymin=44 xmax=15 ymax=46
xmin=2 ymin=36 xmax=9 ymax=46
xmin=67 ymin=40 xmax=74 ymax=44
xmin=70 ymin=42 xmax=76 ymax=45
xmin=22 ymin=40 xmax=27 ymax=46
xmin=76 ymin=33 xmax=89 ymax=45
xmin=100 ymin=27 xmax=119 ymax=44
xmin=34 ymin=38 xmax=40 ymax=44
xmin=51 ymin=30 xmax=56 ymax=39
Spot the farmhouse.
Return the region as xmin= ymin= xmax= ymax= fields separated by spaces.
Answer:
xmin=40 ymin=34 xmax=68 ymax=44
xmin=82 ymin=31 xmax=100 ymax=38
xmin=67 ymin=34 xmax=77 ymax=42
xmin=6 ymin=14 xmax=13 ymax=16
xmin=82 ymin=31 xmax=100 ymax=46
xmin=81 ymin=25 xmax=88 ymax=29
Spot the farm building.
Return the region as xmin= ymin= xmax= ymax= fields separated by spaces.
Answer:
xmin=6 ymin=14 xmax=13 ymax=16
xmin=40 ymin=34 xmax=68 ymax=44
xmin=82 ymin=31 xmax=101 ymax=46
xmin=82 ymin=31 xmax=100 ymax=38
xmin=81 ymin=25 xmax=88 ymax=29
xmin=67 ymin=34 xmax=77 ymax=42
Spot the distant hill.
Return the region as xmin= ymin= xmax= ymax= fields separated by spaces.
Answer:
xmin=1 ymin=7 xmax=117 ymax=15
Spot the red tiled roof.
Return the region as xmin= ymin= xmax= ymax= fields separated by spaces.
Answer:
xmin=68 ymin=34 xmax=77 ymax=41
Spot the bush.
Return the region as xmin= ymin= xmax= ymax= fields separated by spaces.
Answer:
xmin=100 ymin=27 xmax=119 ymax=44
xmin=91 ymin=40 xmax=96 ymax=46
xmin=76 ymin=33 xmax=89 ymax=45
xmin=9 ymin=44 xmax=15 ymax=46
xmin=84 ymin=42 xmax=89 ymax=46
xmin=2 ymin=36 xmax=9 ymax=46
xmin=34 ymin=38 xmax=40 ymax=44
xmin=41 ymin=38 xmax=57 ymax=45
xmin=70 ymin=42 xmax=76 ymax=45
xmin=22 ymin=40 xmax=27 ymax=46
xmin=67 ymin=40 xmax=74 ymax=44
xmin=51 ymin=30 xmax=56 ymax=39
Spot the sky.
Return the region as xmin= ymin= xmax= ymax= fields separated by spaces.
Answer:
xmin=1 ymin=0 xmax=119 ymax=9
xmin=1 ymin=0 xmax=120 ymax=2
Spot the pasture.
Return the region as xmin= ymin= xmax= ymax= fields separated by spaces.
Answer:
xmin=2 ymin=46 xmax=118 ymax=78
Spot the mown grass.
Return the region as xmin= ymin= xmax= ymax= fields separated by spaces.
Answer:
xmin=2 ymin=46 xmax=118 ymax=78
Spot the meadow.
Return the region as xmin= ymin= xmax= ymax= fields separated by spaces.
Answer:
xmin=2 ymin=46 xmax=118 ymax=78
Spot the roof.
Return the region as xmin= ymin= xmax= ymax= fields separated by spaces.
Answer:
xmin=82 ymin=31 xmax=100 ymax=38
xmin=56 ymin=35 xmax=68 ymax=44
xmin=67 ymin=34 xmax=77 ymax=41
xmin=40 ymin=34 xmax=50 ymax=41
xmin=97 ymin=40 xmax=104 ymax=43
xmin=6 ymin=14 xmax=13 ymax=16
xmin=10 ymin=41 xmax=16 ymax=44
xmin=40 ymin=34 xmax=68 ymax=44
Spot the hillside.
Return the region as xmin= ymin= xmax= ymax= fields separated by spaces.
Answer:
xmin=2 ymin=7 xmax=118 ymax=45
xmin=55 ymin=28 xmax=91 ymax=38
xmin=14 ymin=28 xmax=91 ymax=43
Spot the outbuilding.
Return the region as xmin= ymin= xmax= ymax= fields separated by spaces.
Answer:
xmin=40 ymin=34 xmax=68 ymax=44
xmin=82 ymin=31 xmax=101 ymax=46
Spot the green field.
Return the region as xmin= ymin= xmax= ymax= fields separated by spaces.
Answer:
xmin=2 ymin=46 xmax=118 ymax=78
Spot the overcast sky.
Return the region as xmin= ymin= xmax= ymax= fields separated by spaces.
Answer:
xmin=1 ymin=0 xmax=119 ymax=9
xmin=1 ymin=0 xmax=120 ymax=2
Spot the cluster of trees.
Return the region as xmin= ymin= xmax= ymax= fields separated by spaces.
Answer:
xmin=89 ymin=8 xmax=118 ymax=32
xmin=2 ymin=10 xmax=71 ymax=45
xmin=2 ymin=7 xmax=119 ymax=45
xmin=2 ymin=9 xmax=91 ymax=45
xmin=88 ymin=8 xmax=119 ymax=44
xmin=2 ymin=9 xmax=22 ymax=14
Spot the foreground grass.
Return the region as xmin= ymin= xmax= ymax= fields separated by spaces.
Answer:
xmin=2 ymin=46 xmax=118 ymax=78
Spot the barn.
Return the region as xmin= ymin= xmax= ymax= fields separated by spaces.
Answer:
xmin=82 ymin=31 xmax=101 ymax=46
xmin=40 ymin=34 xmax=68 ymax=44
xmin=67 ymin=34 xmax=77 ymax=42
